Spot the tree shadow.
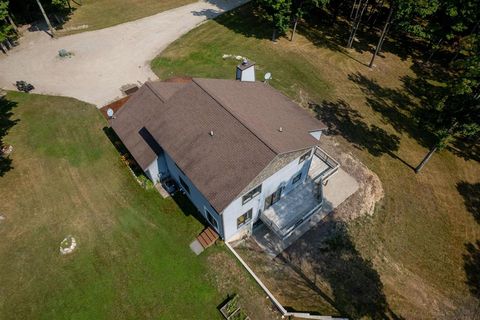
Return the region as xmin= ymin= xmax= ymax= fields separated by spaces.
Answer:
xmin=310 ymin=99 xmax=405 ymax=164
xmin=283 ymin=219 xmax=403 ymax=319
xmin=348 ymin=72 xmax=440 ymax=152
xmin=463 ymin=240 xmax=480 ymax=299
xmin=457 ymin=182 xmax=480 ymax=223
xmin=449 ymin=135 xmax=480 ymax=163
xmin=210 ymin=2 xmax=272 ymax=40
xmin=0 ymin=95 xmax=18 ymax=177
xmin=296 ymin=20 xmax=370 ymax=66
xmin=9 ymin=1 xmax=75 ymax=31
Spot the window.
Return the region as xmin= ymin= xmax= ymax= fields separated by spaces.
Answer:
xmin=292 ymin=172 xmax=302 ymax=184
xmin=179 ymin=176 xmax=190 ymax=194
xmin=242 ymin=185 xmax=262 ymax=205
xmin=237 ymin=209 xmax=252 ymax=229
xmin=299 ymin=150 xmax=312 ymax=164
xmin=205 ymin=208 xmax=218 ymax=230
xmin=265 ymin=186 xmax=283 ymax=209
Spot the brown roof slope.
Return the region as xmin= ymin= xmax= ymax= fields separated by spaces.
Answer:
xmin=111 ymin=78 xmax=326 ymax=213
xmin=193 ymin=78 xmax=325 ymax=154
xmin=110 ymin=82 xmax=186 ymax=170
xmin=146 ymin=82 xmax=276 ymax=212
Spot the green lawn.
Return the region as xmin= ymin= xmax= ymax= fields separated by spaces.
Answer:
xmin=0 ymin=92 xmax=273 ymax=319
xmin=151 ymin=4 xmax=480 ymax=318
xmin=58 ymin=0 xmax=196 ymax=35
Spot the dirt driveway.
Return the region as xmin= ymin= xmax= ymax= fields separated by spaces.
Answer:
xmin=0 ymin=0 xmax=247 ymax=107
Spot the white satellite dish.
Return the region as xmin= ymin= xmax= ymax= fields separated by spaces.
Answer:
xmin=264 ymin=72 xmax=272 ymax=81
xmin=106 ymin=108 xmax=114 ymax=118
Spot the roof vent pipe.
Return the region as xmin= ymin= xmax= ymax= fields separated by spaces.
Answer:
xmin=209 ymin=130 xmax=214 ymax=137
xmin=278 ymin=127 xmax=283 ymax=132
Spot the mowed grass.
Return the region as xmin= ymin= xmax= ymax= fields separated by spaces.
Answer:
xmin=58 ymin=0 xmax=195 ymax=35
xmin=0 ymin=92 xmax=244 ymax=319
xmin=152 ymin=5 xmax=480 ymax=318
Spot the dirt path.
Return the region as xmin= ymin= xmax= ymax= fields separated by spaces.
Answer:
xmin=0 ymin=0 xmax=247 ymax=107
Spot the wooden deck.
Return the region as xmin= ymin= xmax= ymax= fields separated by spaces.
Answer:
xmin=196 ymin=227 xmax=219 ymax=249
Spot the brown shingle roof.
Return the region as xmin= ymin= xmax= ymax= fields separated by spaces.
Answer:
xmin=111 ymin=78 xmax=326 ymax=212
xmin=193 ymin=78 xmax=325 ymax=153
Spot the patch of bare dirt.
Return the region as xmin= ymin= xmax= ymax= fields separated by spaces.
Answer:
xmin=332 ymin=149 xmax=384 ymax=219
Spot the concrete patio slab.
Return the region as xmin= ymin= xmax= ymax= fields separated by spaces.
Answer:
xmin=189 ymin=239 xmax=204 ymax=255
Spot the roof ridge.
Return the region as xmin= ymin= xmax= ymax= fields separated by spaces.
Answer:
xmin=192 ymin=78 xmax=280 ymax=155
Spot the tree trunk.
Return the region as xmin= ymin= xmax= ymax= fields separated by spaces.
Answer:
xmin=414 ymin=146 xmax=437 ymax=173
xmin=272 ymin=28 xmax=277 ymax=42
xmin=369 ymin=3 xmax=393 ymax=68
xmin=35 ymin=0 xmax=55 ymax=38
xmin=347 ymin=0 xmax=368 ymax=49
xmin=426 ymin=38 xmax=442 ymax=63
xmin=0 ymin=42 xmax=8 ymax=55
xmin=6 ymin=15 xmax=18 ymax=34
xmin=291 ymin=17 xmax=299 ymax=41
xmin=350 ymin=0 xmax=359 ymax=19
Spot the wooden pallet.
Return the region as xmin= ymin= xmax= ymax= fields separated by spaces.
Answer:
xmin=196 ymin=227 xmax=219 ymax=249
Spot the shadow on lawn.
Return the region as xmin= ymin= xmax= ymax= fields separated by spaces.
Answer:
xmin=0 ymin=95 xmax=18 ymax=176
xmin=212 ymin=3 xmax=272 ymax=40
xmin=172 ymin=192 xmax=208 ymax=225
xmin=282 ymin=219 xmax=403 ymax=319
xmin=463 ymin=240 xmax=480 ymax=299
xmin=310 ymin=99 xmax=409 ymax=168
xmin=457 ymin=182 xmax=480 ymax=223
xmin=348 ymin=72 xmax=435 ymax=149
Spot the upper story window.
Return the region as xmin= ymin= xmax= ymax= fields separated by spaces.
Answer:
xmin=299 ymin=150 xmax=312 ymax=164
xmin=242 ymin=184 xmax=262 ymax=205
xmin=179 ymin=176 xmax=190 ymax=194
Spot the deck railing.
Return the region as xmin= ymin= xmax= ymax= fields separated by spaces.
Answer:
xmin=313 ymin=146 xmax=339 ymax=181
xmin=260 ymin=181 xmax=324 ymax=240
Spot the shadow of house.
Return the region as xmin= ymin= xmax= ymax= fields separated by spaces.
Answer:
xmin=282 ymin=219 xmax=402 ymax=319
xmin=464 ymin=240 xmax=480 ymax=299
xmin=457 ymin=182 xmax=480 ymax=223
xmin=102 ymin=126 xmax=208 ymax=228
xmin=0 ymin=95 xmax=18 ymax=176
xmin=311 ymin=99 xmax=400 ymax=158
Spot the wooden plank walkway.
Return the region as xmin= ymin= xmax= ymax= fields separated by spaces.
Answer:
xmin=196 ymin=227 xmax=219 ymax=249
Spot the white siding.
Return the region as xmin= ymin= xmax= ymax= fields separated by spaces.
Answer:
xmin=221 ymin=148 xmax=314 ymax=241
xmin=309 ymin=130 xmax=322 ymax=140
xmin=237 ymin=65 xmax=255 ymax=82
xmin=144 ymin=153 xmax=168 ymax=183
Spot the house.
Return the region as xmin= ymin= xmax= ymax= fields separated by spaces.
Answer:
xmin=110 ymin=62 xmax=339 ymax=242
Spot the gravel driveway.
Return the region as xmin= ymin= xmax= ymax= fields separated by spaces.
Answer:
xmin=0 ymin=0 xmax=247 ymax=107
